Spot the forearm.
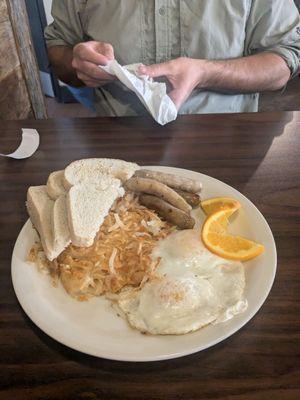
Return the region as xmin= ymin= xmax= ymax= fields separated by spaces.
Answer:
xmin=199 ymin=53 xmax=291 ymax=93
xmin=47 ymin=46 xmax=84 ymax=87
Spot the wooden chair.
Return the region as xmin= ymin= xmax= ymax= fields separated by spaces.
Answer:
xmin=0 ymin=0 xmax=47 ymax=120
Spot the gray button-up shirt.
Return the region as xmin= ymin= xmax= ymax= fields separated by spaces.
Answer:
xmin=45 ymin=0 xmax=300 ymax=116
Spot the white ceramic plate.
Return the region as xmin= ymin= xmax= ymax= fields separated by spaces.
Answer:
xmin=11 ymin=166 xmax=277 ymax=362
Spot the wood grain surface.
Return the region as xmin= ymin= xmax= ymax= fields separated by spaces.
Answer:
xmin=0 ymin=113 xmax=299 ymax=400
xmin=6 ymin=0 xmax=47 ymax=119
xmin=0 ymin=0 xmax=32 ymax=120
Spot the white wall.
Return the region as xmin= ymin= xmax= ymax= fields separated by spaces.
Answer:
xmin=43 ymin=0 xmax=53 ymax=24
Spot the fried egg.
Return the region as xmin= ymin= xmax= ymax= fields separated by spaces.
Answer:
xmin=117 ymin=230 xmax=247 ymax=335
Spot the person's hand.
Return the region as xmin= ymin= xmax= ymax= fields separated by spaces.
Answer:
xmin=72 ymin=41 xmax=116 ymax=87
xmin=139 ymin=57 xmax=207 ymax=110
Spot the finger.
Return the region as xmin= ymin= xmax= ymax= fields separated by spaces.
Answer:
xmin=77 ymin=72 xmax=101 ymax=86
xmin=83 ymin=80 xmax=101 ymax=88
xmin=75 ymin=61 xmax=115 ymax=80
xmin=75 ymin=44 xmax=110 ymax=66
xmin=168 ymin=89 xmax=189 ymax=110
xmin=77 ymin=70 xmax=115 ymax=82
xmin=79 ymin=75 xmax=113 ymax=87
xmin=95 ymin=42 xmax=114 ymax=60
xmin=139 ymin=61 xmax=172 ymax=78
xmin=84 ymin=80 xmax=108 ymax=88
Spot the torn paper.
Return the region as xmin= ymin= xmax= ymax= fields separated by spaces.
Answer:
xmin=100 ymin=60 xmax=177 ymax=125
xmin=0 ymin=128 xmax=40 ymax=159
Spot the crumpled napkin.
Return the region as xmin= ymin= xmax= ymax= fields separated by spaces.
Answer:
xmin=0 ymin=128 xmax=40 ymax=159
xmin=100 ymin=60 xmax=177 ymax=125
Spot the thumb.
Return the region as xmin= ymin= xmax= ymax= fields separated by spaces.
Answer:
xmin=139 ymin=61 xmax=171 ymax=78
xmin=168 ymin=88 xmax=188 ymax=111
xmin=96 ymin=42 xmax=115 ymax=61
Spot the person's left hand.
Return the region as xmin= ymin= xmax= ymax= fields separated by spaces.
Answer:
xmin=139 ymin=57 xmax=207 ymax=110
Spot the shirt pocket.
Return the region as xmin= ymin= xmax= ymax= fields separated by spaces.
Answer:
xmin=80 ymin=0 xmax=143 ymax=65
xmin=179 ymin=0 xmax=249 ymax=60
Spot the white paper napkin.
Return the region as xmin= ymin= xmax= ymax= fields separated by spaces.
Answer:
xmin=0 ymin=128 xmax=40 ymax=159
xmin=100 ymin=60 xmax=177 ymax=125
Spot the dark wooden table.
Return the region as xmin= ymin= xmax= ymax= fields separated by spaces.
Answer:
xmin=0 ymin=113 xmax=299 ymax=400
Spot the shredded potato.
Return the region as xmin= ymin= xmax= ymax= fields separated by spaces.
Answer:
xmin=27 ymin=242 xmax=59 ymax=285
xmin=30 ymin=194 xmax=173 ymax=300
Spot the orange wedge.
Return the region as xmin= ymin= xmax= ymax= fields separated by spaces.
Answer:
xmin=201 ymin=197 xmax=241 ymax=216
xmin=201 ymin=208 xmax=265 ymax=261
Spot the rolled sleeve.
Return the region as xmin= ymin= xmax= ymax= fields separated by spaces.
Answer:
xmin=44 ymin=0 xmax=85 ymax=48
xmin=245 ymin=0 xmax=300 ymax=78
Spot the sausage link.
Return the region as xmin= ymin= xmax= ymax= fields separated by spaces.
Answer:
xmin=139 ymin=194 xmax=195 ymax=230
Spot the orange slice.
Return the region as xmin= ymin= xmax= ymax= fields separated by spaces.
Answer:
xmin=201 ymin=197 xmax=241 ymax=216
xmin=201 ymin=208 xmax=265 ymax=261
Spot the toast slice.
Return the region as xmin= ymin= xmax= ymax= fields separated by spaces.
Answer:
xmin=52 ymin=194 xmax=71 ymax=255
xmin=46 ymin=170 xmax=66 ymax=200
xmin=27 ymin=186 xmax=56 ymax=261
xmin=67 ymin=178 xmax=124 ymax=247
xmin=63 ymin=158 xmax=139 ymax=190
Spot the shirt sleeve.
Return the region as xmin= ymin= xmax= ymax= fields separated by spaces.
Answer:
xmin=245 ymin=0 xmax=300 ymax=78
xmin=44 ymin=0 xmax=85 ymax=48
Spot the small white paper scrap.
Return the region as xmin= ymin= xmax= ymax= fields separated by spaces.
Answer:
xmin=101 ymin=60 xmax=177 ymax=125
xmin=0 ymin=128 xmax=40 ymax=159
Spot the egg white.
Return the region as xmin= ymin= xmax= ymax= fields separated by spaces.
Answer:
xmin=117 ymin=230 xmax=247 ymax=335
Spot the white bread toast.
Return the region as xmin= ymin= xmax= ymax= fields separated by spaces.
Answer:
xmin=46 ymin=170 xmax=66 ymax=200
xmin=27 ymin=187 xmax=71 ymax=260
xmin=63 ymin=158 xmax=139 ymax=190
xmin=27 ymin=186 xmax=56 ymax=261
xmin=52 ymin=194 xmax=71 ymax=254
xmin=67 ymin=177 xmax=124 ymax=247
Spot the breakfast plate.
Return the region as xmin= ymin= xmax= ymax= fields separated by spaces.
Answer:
xmin=11 ymin=166 xmax=277 ymax=362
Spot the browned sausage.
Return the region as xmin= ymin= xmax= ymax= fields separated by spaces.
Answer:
xmin=124 ymin=177 xmax=191 ymax=213
xmin=135 ymin=169 xmax=202 ymax=193
xmin=139 ymin=194 xmax=195 ymax=230
xmin=173 ymin=189 xmax=200 ymax=208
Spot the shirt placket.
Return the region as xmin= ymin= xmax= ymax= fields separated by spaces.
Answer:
xmin=155 ymin=0 xmax=170 ymax=63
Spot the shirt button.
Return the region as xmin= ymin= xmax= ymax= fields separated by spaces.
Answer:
xmin=159 ymin=7 xmax=166 ymax=16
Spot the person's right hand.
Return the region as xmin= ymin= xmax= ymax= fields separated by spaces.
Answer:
xmin=72 ymin=41 xmax=116 ymax=87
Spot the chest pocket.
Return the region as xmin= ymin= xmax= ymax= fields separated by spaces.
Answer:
xmin=80 ymin=0 xmax=143 ymax=65
xmin=180 ymin=0 xmax=250 ymax=60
